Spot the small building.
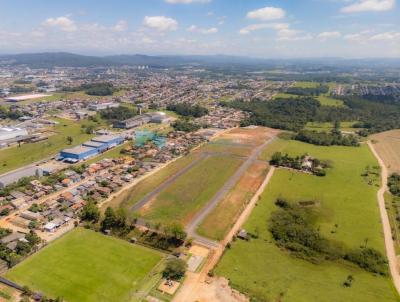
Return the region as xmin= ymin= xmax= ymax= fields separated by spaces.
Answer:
xmin=0 ymin=127 xmax=29 ymax=142
xmin=237 ymin=229 xmax=248 ymax=240
xmin=20 ymin=210 xmax=42 ymax=221
xmin=60 ymin=145 xmax=99 ymax=161
xmin=88 ymin=102 xmax=120 ymax=111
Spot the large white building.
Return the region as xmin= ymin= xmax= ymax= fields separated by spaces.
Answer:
xmin=0 ymin=127 xmax=29 ymax=142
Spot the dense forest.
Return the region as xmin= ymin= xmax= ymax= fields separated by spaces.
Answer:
xmin=0 ymin=106 xmax=23 ymax=120
xmin=172 ymin=119 xmax=200 ymax=132
xmin=295 ymin=129 xmax=359 ymax=146
xmin=388 ymin=173 xmax=400 ymax=196
xmin=62 ymin=82 xmax=116 ymax=96
xmin=167 ymin=103 xmax=208 ymax=117
xmin=224 ymin=95 xmax=400 ymax=135
xmin=99 ymin=106 xmax=137 ymax=122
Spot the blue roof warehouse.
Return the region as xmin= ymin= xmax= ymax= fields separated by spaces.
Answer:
xmin=60 ymin=135 xmax=124 ymax=162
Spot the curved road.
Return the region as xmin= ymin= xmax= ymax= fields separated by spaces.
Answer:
xmin=368 ymin=141 xmax=400 ymax=295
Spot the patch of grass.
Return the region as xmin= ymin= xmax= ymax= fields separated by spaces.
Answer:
xmin=197 ymin=162 xmax=269 ymax=241
xmin=385 ymin=192 xmax=400 ymax=255
xmin=110 ymin=153 xmax=202 ymax=211
xmin=294 ymin=81 xmax=320 ymax=88
xmin=304 ymin=121 xmax=358 ymax=133
xmin=195 ymin=143 xmax=253 ymax=157
xmin=0 ymin=118 xmax=101 ymax=174
xmin=273 ymin=93 xmax=298 ymax=99
xmin=215 ymin=139 xmax=398 ymax=302
xmin=6 ymin=228 xmax=162 ymax=302
xmin=139 ymin=155 xmax=243 ymax=225
xmin=317 ymin=95 xmax=345 ymax=107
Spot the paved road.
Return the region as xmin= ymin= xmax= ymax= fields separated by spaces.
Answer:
xmin=130 ymin=154 xmax=208 ymax=212
xmin=185 ymin=136 xmax=276 ymax=242
xmin=368 ymin=141 xmax=400 ymax=296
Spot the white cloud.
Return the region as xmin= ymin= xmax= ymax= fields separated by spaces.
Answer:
xmin=370 ymin=31 xmax=400 ymax=40
xmin=165 ymin=0 xmax=211 ymax=3
xmin=317 ymin=31 xmax=342 ymax=40
xmin=113 ymin=20 xmax=128 ymax=32
xmin=187 ymin=25 xmax=218 ymax=34
xmin=277 ymin=29 xmax=313 ymax=41
xmin=43 ymin=16 xmax=77 ymax=32
xmin=341 ymin=0 xmax=396 ymax=13
xmin=246 ymin=7 xmax=286 ymax=21
xmin=239 ymin=23 xmax=289 ymax=35
xmin=143 ymin=16 xmax=178 ymax=31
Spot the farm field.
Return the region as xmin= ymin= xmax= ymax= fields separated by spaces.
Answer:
xmin=316 ymin=95 xmax=344 ymax=107
xmin=293 ymin=81 xmax=320 ymax=88
xmin=5 ymin=228 xmax=163 ymax=302
xmin=106 ymin=153 xmax=202 ymax=211
xmin=0 ymin=118 xmax=98 ymax=174
xmin=197 ymin=161 xmax=269 ymax=241
xmin=138 ymin=155 xmax=243 ymax=225
xmin=216 ymin=139 xmax=398 ymax=302
xmin=371 ymin=130 xmax=400 ymax=173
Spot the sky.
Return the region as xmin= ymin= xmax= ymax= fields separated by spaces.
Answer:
xmin=0 ymin=0 xmax=399 ymax=58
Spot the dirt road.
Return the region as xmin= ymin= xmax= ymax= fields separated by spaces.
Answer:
xmin=368 ymin=141 xmax=400 ymax=295
xmin=173 ymin=166 xmax=276 ymax=302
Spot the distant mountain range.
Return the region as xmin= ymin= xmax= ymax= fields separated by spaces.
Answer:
xmin=0 ymin=52 xmax=399 ymax=69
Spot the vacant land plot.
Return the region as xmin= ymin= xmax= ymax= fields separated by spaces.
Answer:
xmin=197 ymin=161 xmax=269 ymax=241
xmin=107 ymin=153 xmax=202 ymax=210
xmin=217 ymin=127 xmax=276 ymax=147
xmin=371 ymin=130 xmax=400 ymax=173
xmin=317 ymin=95 xmax=345 ymax=107
xmin=6 ymin=228 xmax=162 ymax=302
xmin=138 ymin=155 xmax=243 ymax=225
xmin=0 ymin=118 xmax=98 ymax=174
xmin=216 ymin=139 xmax=398 ymax=302
xmin=194 ymin=142 xmax=253 ymax=157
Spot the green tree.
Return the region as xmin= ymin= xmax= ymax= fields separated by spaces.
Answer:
xmin=163 ymin=258 xmax=187 ymax=280
xmin=80 ymin=201 xmax=100 ymax=223
xmin=101 ymin=207 xmax=117 ymax=231
xmin=66 ymin=136 xmax=73 ymax=145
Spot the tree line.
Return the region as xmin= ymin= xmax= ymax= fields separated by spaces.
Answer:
xmin=167 ymin=103 xmax=209 ymax=118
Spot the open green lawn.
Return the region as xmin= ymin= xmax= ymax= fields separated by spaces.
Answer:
xmin=216 ymin=139 xmax=398 ymax=302
xmin=6 ymin=228 xmax=162 ymax=302
xmin=293 ymin=81 xmax=320 ymax=88
xmin=0 ymin=118 xmax=102 ymax=174
xmin=304 ymin=121 xmax=358 ymax=133
xmin=139 ymin=155 xmax=243 ymax=225
xmin=317 ymin=95 xmax=345 ymax=107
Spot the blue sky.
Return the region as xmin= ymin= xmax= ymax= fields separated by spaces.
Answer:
xmin=0 ymin=0 xmax=398 ymax=57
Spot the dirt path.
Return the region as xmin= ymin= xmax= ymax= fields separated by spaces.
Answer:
xmin=368 ymin=141 xmax=400 ymax=295
xmin=185 ymin=137 xmax=276 ymax=239
xmin=130 ymin=153 xmax=208 ymax=212
xmin=173 ymin=166 xmax=276 ymax=302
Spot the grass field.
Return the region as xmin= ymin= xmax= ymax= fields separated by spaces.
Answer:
xmin=371 ymin=130 xmax=400 ymax=173
xmin=293 ymin=81 xmax=319 ymax=88
xmin=317 ymin=95 xmax=345 ymax=107
xmin=197 ymin=161 xmax=269 ymax=241
xmin=304 ymin=121 xmax=358 ymax=133
xmin=138 ymin=155 xmax=243 ymax=225
xmin=6 ymin=228 xmax=162 ymax=302
xmin=107 ymin=153 xmax=202 ymax=211
xmin=216 ymin=139 xmax=398 ymax=302
xmin=0 ymin=118 xmax=99 ymax=174
xmin=194 ymin=142 xmax=253 ymax=157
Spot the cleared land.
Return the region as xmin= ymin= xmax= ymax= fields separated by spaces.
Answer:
xmin=0 ymin=118 xmax=98 ymax=174
xmin=5 ymin=228 xmax=162 ymax=302
xmin=371 ymin=130 xmax=400 ymax=173
xmin=194 ymin=142 xmax=253 ymax=157
xmin=197 ymin=161 xmax=269 ymax=241
xmin=105 ymin=153 xmax=202 ymax=211
xmin=138 ymin=155 xmax=243 ymax=225
xmin=216 ymin=139 xmax=398 ymax=302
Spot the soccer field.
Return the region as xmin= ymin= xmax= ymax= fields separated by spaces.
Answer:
xmin=6 ymin=228 xmax=163 ymax=302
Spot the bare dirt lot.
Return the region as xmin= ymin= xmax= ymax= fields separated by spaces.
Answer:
xmin=371 ymin=130 xmax=400 ymax=173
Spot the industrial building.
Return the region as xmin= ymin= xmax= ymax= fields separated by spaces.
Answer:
xmin=113 ymin=112 xmax=172 ymax=129
xmin=59 ymin=135 xmax=124 ymax=162
xmin=88 ymin=102 xmax=120 ymax=111
xmin=0 ymin=127 xmax=28 ymax=142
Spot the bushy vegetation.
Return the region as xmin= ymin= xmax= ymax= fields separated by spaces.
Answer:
xmin=163 ymin=258 xmax=187 ymax=280
xmin=388 ymin=173 xmax=400 ymax=196
xmin=0 ymin=106 xmax=24 ymax=120
xmin=62 ymin=82 xmax=116 ymax=96
xmin=167 ymin=103 xmax=208 ymax=117
xmin=99 ymin=106 xmax=137 ymax=122
xmin=270 ymin=152 xmax=329 ymax=176
xmin=172 ymin=119 xmax=200 ymax=132
xmin=295 ymin=130 xmax=359 ymax=146
xmin=269 ymin=200 xmax=387 ymax=275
